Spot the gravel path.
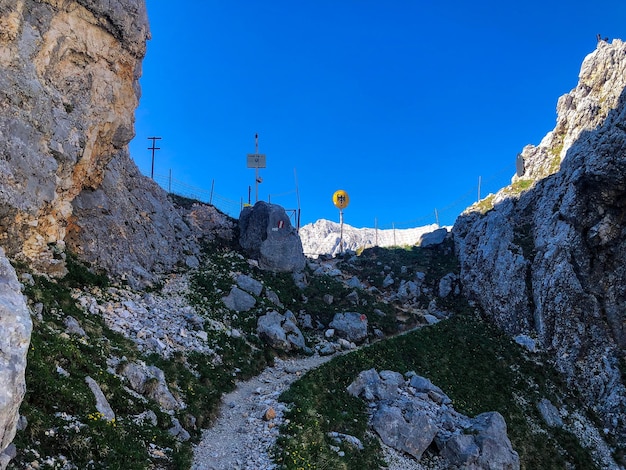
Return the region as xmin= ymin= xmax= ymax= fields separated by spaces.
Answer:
xmin=191 ymin=353 xmax=332 ymax=470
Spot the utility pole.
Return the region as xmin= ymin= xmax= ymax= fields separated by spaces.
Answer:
xmin=148 ymin=137 xmax=161 ymax=179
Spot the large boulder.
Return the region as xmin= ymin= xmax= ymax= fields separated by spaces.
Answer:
xmin=348 ymin=369 xmax=520 ymax=469
xmin=372 ymin=404 xmax=437 ymax=460
xmin=239 ymin=202 xmax=306 ymax=272
xmin=0 ymin=249 xmax=32 ymax=470
xmin=329 ymin=312 xmax=368 ymax=343
xmin=463 ymin=412 xmax=520 ymax=470
xmin=120 ymin=361 xmax=183 ymax=411
xmin=419 ymin=227 xmax=448 ymax=247
xmin=222 ymin=286 xmax=256 ymax=312
xmin=257 ymin=311 xmax=306 ymax=351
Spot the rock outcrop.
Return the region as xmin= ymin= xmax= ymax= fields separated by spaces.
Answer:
xmin=454 ymin=39 xmax=626 ymax=452
xmin=0 ymin=249 xmax=32 ymax=470
xmin=0 ymin=0 xmax=224 ymax=287
xmin=66 ymin=151 xmax=201 ymax=288
xmin=0 ymin=0 xmax=149 ymax=274
xmin=257 ymin=310 xmax=306 ymax=352
xmin=348 ymin=369 xmax=520 ymax=469
xmin=239 ymin=201 xmax=306 ymax=272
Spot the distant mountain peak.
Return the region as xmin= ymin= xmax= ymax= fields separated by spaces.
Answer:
xmin=299 ymin=219 xmax=443 ymax=257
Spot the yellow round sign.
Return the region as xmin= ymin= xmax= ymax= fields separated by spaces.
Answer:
xmin=332 ymin=190 xmax=350 ymax=210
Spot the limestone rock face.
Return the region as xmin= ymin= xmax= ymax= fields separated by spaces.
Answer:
xmin=239 ymin=201 xmax=306 ymax=272
xmin=454 ymin=39 xmax=626 ymax=450
xmin=516 ymin=39 xmax=626 ymax=182
xmin=66 ymin=151 xmax=200 ymax=288
xmin=0 ymin=249 xmax=32 ymax=470
xmin=0 ymin=0 xmax=149 ymax=273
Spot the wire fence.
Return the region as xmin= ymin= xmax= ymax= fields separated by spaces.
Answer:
xmin=150 ymin=163 xmax=514 ymax=230
xmin=153 ymin=173 xmax=242 ymax=217
xmin=377 ymin=164 xmax=512 ymax=230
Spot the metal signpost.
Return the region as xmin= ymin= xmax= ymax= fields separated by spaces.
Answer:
xmin=246 ymin=133 xmax=266 ymax=203
xmin=332 ymin=189 xmax=350 ymax=254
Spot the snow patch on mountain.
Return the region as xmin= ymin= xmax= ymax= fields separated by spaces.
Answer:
xmin=299 ymin=219 xmax=444 ymax=257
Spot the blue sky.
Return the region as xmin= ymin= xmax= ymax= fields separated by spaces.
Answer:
xmin=129 ymin=1 xmax=625 ymax=229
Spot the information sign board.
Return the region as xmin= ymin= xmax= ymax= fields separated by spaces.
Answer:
xmin=247 ymin=153 xmax=266 ymax=168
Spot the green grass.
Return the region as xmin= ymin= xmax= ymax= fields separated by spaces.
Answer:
xmin=340 ymin=239 xmax=458 ymax=288
xmin=472 ymin=193 xmax=496 ymax=214
xmin=11 ymin=265 xmax=189 ymax=469
xmin=508 ymin=178 xmax=534 ymax=195
xmin=10 ymin=248 xmax=278 ymax=469
xmin=275 ymin=313 xmax=598 ymax=470
xmin=7 ymin=226 xmax=606 ymax=470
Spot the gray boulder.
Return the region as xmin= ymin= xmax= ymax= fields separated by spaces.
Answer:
xmin=329 ymin=312 xmax=368 ymax=343
xmin=437 ymin=413 xmax=520 ymax=470
xmin=347 ymin=368 xmax=404 ymax=402
xmin=382 ymin=273 xmax=395 ymax=288
xmin=222 ymin=286 xmax=256 ymax=312
xmin=419 ymin=228 xmax=448 ymax=247
xmin=236 ymin=274 xmax=263 ymax=296
xmin=537 ymin=398 xmax=563 ymax=428
xmin=239 ymin=201 xmax=306 ymax=272
xmin=409 ymin=374 xmax=446 ymax=396
xmin=372 ymin=405 xmax=437 ymax=460
xmin=168 ymin=417 xmax=191 ymax=442
xmin=513 ymin=334 xmax=538 ymax=353
xmin=121 ymin=362 xmax=183 ymax=411
xmin=85 ymin=376 xmax=115 ymax=422
xmin=438 ymin=272 xmax=458 ymax=298
xmin=265 ymin=289 xmax=283 ymax=308
xmin=64 ymin=316 xmax=87 ymax=338
xmin=470 ymin=412 xmax=520 ymax=470
xmin=348 ymin=369 xmax=519 ymax=469
xmin=257 ymin=311 xmax=306 ymax=351
xmin=440 ymin=434 xmax=480 ymax=467
xmin=0 ymin=249 xmax=32 ymax=470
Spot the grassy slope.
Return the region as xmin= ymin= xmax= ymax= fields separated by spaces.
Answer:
xmin=276 ymin=313 xmax=597 ymax=469
xmin=10 ymin=246 xmax=274 ymax=469
xmin=7 ymin=212 xmax=601 ymax=470
xmin=275 ymin=243 xmax=599 ymax=470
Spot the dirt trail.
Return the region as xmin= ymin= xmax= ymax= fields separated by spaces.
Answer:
xmin=191 ymin=354 xmax=332 ymax=470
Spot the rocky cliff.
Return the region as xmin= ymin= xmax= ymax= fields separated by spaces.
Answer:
xmin=0 ymin=0 xmax=213 ymax=287
xmin=454 ymin=39 xmax=626 ymax=456
xmin=0 ymin=249 xmax=31 ymax=469
xmin=0 ymin=1 xmax=222 ymax=466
